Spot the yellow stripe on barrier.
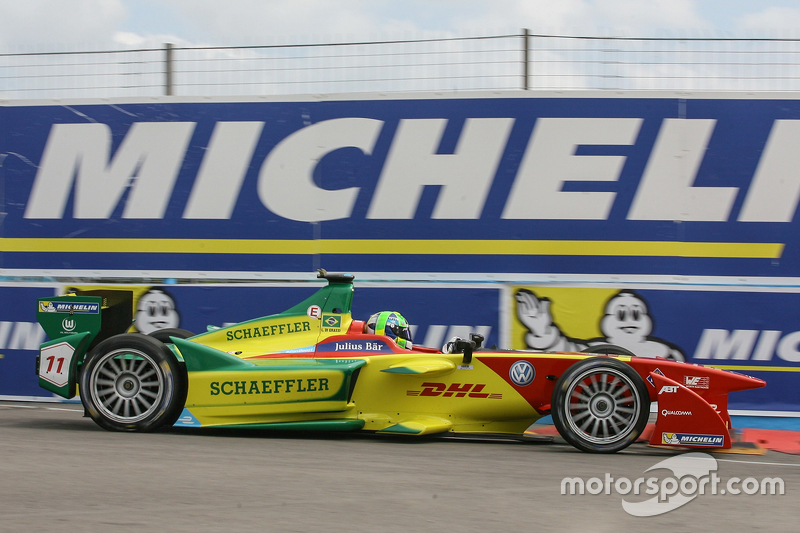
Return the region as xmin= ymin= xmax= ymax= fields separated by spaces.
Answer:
xmin=706 ymin=365 xmax=800 ymax=372
xmin=0 ymin=238 xmax=785 ymax=258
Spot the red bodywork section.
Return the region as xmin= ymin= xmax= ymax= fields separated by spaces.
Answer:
xmin=648 ymin=371 xmax=732 ymax=448
xmin=479 ymin=353 xmax=765 ymax=449
xmin=245 ymin=318 xmax=767 ymax=450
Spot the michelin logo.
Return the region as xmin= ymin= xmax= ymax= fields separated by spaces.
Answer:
xmin=661 ymin=433 xmax=724 ymax=447
xmin=22 ymin=116 xmax=800 ymax=224
xmin=39 ymin=301 xmax=100 ymax=314
xmin=694 ymin=329 xmax=800 ymax=363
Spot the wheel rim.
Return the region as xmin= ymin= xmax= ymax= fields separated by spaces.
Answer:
xmin=563 ymin=367 xmax=641 ymax=445
xmin=89 ymin=349 xmax=165 ymax=423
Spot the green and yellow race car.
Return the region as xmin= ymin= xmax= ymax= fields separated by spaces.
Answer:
xmin=36 ymin=271 xmax=765 ymax=453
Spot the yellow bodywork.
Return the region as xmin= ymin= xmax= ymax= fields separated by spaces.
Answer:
xmin=178 ymin=343 xmax=541 ymax=435
xmin=169 ymin=274 xmax=544 ymax=436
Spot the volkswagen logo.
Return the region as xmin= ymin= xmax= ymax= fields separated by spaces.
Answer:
xmin=509 ymin=360 xmax=535 ymax=386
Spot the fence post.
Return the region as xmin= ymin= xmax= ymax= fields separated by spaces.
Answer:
xmin=522 ymin=29 xmax=529 ymax=90
xmin=165 ymin=43 xmax=174 ymax=96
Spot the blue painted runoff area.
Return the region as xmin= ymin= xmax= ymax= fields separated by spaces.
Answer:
xmin=532 ymin=414 xmax=800 ymax=431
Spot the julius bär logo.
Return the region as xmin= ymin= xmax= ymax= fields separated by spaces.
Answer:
xmin=407 ymin=382 xmax=502 ymax=399
xmin=509 ymin=360 xmax=535 ymax=386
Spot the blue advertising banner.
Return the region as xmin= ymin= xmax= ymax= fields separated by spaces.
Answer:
xmin=510 ymin=285 xmax=800 ymax=411
xmin=0 ymin=93 xmax=797 ymax=277
xmin=121 ymin=283 xmax=501 ymax=350
xmin=0 ymin=285 xmax=57 ymax=399
xmin=2 ymin=93 xmax=800 ymax=414
xmin=0 ymin=282 xmax=498 ymax=400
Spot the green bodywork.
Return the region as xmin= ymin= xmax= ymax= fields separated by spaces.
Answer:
xmin=36 ymin=292 xmax=132 ymax=397
xmin=35 ymin=274 xmax=356 ymax=403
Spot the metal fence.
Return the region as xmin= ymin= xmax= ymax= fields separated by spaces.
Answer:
xmin=2 ymin=31 xmax=800 ymax=99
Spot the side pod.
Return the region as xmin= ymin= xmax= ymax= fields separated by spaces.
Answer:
xmin=649 ymin=372 xmax=731 ymax=449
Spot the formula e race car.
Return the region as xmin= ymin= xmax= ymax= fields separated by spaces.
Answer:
xmin=35 ymin=271 xmax=765 ymax=453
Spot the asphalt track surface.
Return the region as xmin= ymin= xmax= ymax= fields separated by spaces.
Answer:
xmin=2 ymin=401 xmax=798 ymax=533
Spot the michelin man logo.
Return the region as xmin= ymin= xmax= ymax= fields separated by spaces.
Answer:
xmin=515 ymin=289 xmax=685 ymax=361
xmin=135 ymin=288 xmax=181 ymax=335
xmin=514 ymin=290 xmax=583 ymax=353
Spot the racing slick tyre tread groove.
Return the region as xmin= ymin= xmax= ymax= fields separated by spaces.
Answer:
xmin=551 ymin=357 xmax=650 ymax=453
xmin=79 ymin=333 xmax=188 ymax=432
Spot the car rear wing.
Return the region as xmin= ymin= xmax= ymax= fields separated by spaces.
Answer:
xmin=36 ymin=290 xmax=133 ymax=398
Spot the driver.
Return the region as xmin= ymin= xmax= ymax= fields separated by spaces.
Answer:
xmin=365 ymin=311 xmax=413 ymax=349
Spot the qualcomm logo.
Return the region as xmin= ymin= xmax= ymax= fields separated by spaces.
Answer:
xmin=509 ymin=360 xmax=535 ymax=386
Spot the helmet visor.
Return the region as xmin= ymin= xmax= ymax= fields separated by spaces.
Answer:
xmin=386 ymin=322 xmax=412 ymax=342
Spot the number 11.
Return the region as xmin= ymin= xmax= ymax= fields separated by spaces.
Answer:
xmin=45 ymin=355 xmax=65 ymax=374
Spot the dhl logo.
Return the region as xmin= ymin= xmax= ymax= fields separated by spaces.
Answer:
xmin=407 ymin=382 xmax=502 ymax=399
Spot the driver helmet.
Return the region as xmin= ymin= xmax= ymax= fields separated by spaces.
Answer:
xmin=366 ymin=311 xmax=413 ymax=349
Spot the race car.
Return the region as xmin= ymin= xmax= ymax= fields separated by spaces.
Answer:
xmin=35 ymin=270 xmax=766 ymax=453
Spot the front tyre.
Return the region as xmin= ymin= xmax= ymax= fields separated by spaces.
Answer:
xmin=146 ymin=328 xmax=193 ymax=427
xmin=551 ymin=357 xmax=650 ymax=453
xmin=148 ymin=328 xmax=195 ymax=343
xmin=79 ymin=334 xmax=187 ymax=432
xmin=581 ymin=344 xmax=636 ymax=357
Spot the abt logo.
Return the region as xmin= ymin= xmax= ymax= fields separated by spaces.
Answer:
xmin=407 ymin=382 xmax=502 ymax=399
xmin=659 ymin=385 xmax=679 ymax=395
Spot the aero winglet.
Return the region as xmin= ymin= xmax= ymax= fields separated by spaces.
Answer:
xmin=377 ymin=416 xmax=453 ymax=435
xmin=381 ymin=358 xmax=456 ymax=376
xmin=649 ymin=372 xmax=731 ymax=449
xmin=171 ymin=337 xmax=256 ymax=372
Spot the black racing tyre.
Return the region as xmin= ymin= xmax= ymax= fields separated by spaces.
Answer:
xmin=79 ymin=334 xmax=188 ymax=432
xmin=146 ymin=329 xmax=192 ymax=428
xmin=581 ymin=344 xmax=636 ymax=357
xmin=551 ymin=357 xmax=650 ymax=453
xmin=148 ymin=328 xmax=195 ymax=343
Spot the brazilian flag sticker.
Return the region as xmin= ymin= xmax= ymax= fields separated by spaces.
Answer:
xmin=322 ymin=314 xmax=342 ymax=331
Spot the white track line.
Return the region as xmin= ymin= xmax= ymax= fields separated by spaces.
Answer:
xmin=718 ymin=458 xmax=800 ymax=467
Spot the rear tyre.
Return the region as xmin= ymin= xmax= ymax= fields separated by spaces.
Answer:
xmin=551 ymin=357 xmax=649 ymax=453
xmin=79 ymin=334 xmax=187 ymax=432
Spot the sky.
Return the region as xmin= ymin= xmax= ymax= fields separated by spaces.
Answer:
xmin=3 ymin=0 xmax=800 ymax=51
